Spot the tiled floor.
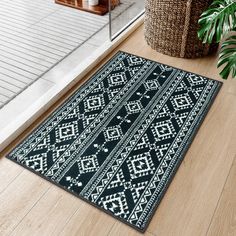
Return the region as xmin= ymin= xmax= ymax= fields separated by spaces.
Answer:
xmin=0 ymin=0 xmax=144 ymax=151
xmin=0 ymin=0 xmax=136 ymax=108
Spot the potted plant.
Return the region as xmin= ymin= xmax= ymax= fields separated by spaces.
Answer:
xmin=198 ymin=0 xmax=236 ymax=79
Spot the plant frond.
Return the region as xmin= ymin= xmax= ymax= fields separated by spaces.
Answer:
xmin=198 ymin=0 xmax=236 ymax=44
xmin=218 ymin=34 xmax=236 ymax=79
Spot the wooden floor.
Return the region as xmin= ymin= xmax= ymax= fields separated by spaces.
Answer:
xmin=1 ymin=25 xmax=236 ymax=236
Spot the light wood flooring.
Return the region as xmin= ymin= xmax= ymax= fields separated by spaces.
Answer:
xmin=1 ymin=25 xmax=236 ymax=236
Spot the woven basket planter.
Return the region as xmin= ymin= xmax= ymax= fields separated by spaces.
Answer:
xmin=144 ymin=0 xmax=217 ymax=58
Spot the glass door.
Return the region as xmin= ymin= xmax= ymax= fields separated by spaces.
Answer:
xmin=109 ymin=0 xmax=144 ymax=40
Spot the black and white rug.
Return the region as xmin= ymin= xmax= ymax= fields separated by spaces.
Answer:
xmin=7 ymin=51 xmax=222 ymax=232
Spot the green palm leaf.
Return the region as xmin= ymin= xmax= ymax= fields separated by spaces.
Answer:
xmin=198 ymin=0 xmax=236 ymax=44
xmin=218 ymin=35 xmax=236 ymax=79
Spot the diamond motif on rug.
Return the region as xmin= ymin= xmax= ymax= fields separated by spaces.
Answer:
xmin=78 ymin=155 xmax=99 ymax=174
xmin=125 ymin=100 xmax=143 ymax=114
xmin=144 ymin=79 xmax=160 ymax=91
xmin=171 ymin=93 xmax=193 ymax=110
xmin=25 ymin=153 xmax=47 ymax=173
xmin=108 ymin=73 xmax=127 ymax=87
xmin=100 ymin=192 xmax=129 ymax=218
xmin=84 ymin=94 xmax=105 ymax=112
xmin=127 ymin=152 xmax=155 ymax=179
xmin=55 ymin=121 xmax=78 ymax=142
xmin=104 ymin=125 xmax=123 ymax=142
xmin=151 ymin=120 xmax=176 ymax=141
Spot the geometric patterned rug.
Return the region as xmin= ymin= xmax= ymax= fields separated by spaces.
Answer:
xmin=7 ymin=51 xmax=222 ymax=232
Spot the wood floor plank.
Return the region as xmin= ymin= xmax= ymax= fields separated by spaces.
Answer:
xmin=10 ymin=186 xmax=82 ymax=236
xmin=59 ymin=202 xmax=116 ymax=236
xmin=108 ymin=222 xmax=155 ymax=236
xmin=207 ymin=156 xmax=236 ymax=236
xmin=0 ymin=158 xmax=23 ymax=194
xmin=0 ymin=170 xmax=50 ymax=235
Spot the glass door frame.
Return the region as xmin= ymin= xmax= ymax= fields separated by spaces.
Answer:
xmin=108 ymin=0 xmax=145 ymax=41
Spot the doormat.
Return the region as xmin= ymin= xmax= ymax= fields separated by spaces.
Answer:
xmin=7 ymin=51 xmax=222 ymax=232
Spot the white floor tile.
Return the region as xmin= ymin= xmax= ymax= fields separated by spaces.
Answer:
xmin=0 ymin=79 xmax=55 ymax=131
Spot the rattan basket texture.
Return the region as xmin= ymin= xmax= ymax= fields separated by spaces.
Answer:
xmin=144 ymin=0 xmax=217 ymax=58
